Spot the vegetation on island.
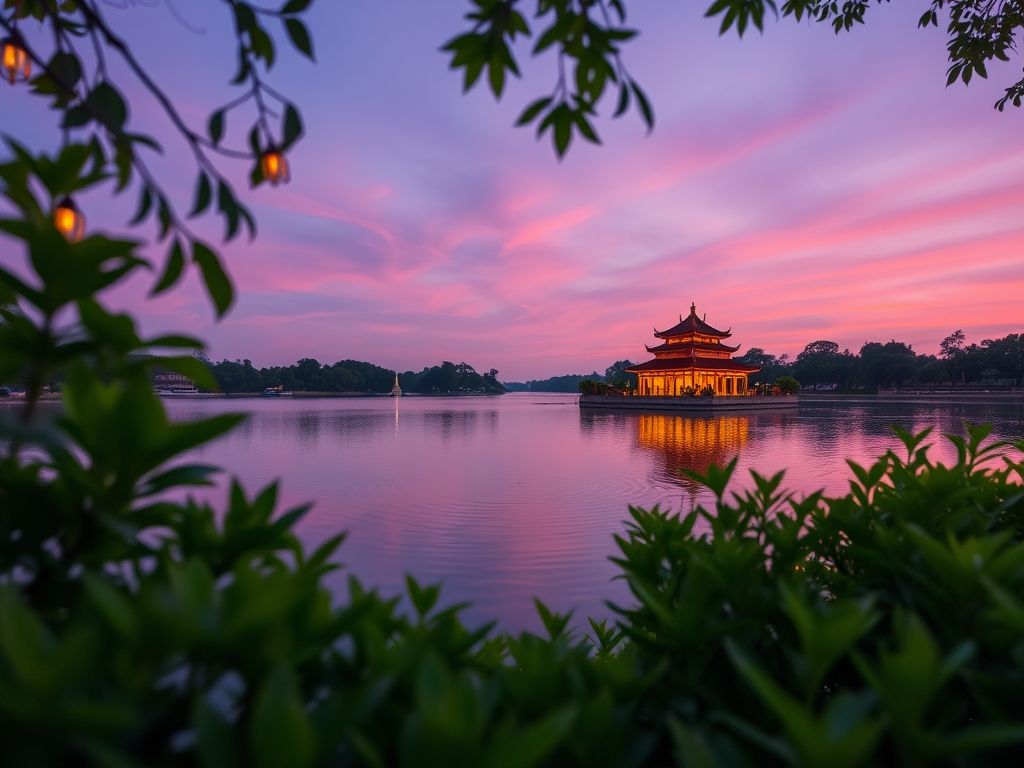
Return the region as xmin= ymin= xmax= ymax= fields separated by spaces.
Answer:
xmin=207 ymin=358 xmax=504 ymax=395
xmin=737 ymin=333 xmax=1024 ymax=391
xmin=2 ymin=3 xmax=1024 ymax=767
xmin=399 ymin=361 xmax=505 ymax=395
xmin=773 ymin=375 xmax=801 ymax=395
xmin=210 ymin=358 xmax=394 ymax=394
xmin=506 ymin=372 xmax=601 ymax=392
xmin=507 ymin=361 xmax=638 ymax=393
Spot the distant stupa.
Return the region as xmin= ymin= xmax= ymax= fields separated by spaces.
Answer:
xmin=390 ymin=373 xmax=402 ymax=397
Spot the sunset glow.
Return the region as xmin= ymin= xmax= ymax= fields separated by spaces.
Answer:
xmin=5 ymin=2 xmax=1020 ymax=379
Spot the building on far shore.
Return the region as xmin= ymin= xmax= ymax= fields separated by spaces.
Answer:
xmin=627 ymin=303 xmax=760 ymax=396
xmin=153 ymin=370 xmax=198 ymax=394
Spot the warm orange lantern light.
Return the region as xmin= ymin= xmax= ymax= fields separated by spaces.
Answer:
xmin=1 ymin=35 xmax=30 ymax=84
xmin=53 ymin=196 xmax=85 ymax=241
xmin=261 ymin=147 xmax=289 ymax=186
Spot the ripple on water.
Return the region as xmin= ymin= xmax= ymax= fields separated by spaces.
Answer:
xmin=162 ymin=397 xmax=1024 ymax=629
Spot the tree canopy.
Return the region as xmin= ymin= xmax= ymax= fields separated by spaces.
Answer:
xmin=445 ymin=0 xmax=1024 ymax=156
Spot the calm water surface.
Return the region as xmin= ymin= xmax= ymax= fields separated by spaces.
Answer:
xmin=166 ymin=394 xmax=1024 ymax=629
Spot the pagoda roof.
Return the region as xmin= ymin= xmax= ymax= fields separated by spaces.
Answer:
xmin=654 ymin=303 xmax=731 ymax=339
xmin=627 ymin=357 xmax=760 ymax=374
xmin=646 ymin=340 xmax=740 ymax=355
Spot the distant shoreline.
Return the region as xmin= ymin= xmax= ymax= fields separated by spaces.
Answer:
xmin=799 ymin=391 xmax=1024 ymax=407
xmin=200 ymin=391 xmax=506 ymax=399
xmin=2 ymin=390 xmax=509 ymax=402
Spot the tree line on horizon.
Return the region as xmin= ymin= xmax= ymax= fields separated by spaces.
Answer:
xmin=741 ymin=330 xmax=1023 ymax=390
xmin=504 ymin=361 xmax=639 ymax=392
xmin=503 ymin=331 xmax=1023 ymax=392
xmin=208 ymin=358 xmax=505 ymax=395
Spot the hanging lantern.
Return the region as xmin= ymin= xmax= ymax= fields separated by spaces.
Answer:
xmin=53 ymin=196 xmax=85 ymax=241
xmin=1 ymin=33 xmax=30 ymax=85
xmin=260 ymin=145 xmax=289 ymax=186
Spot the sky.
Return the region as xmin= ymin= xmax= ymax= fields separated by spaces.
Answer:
xmin=4 ymin=1 xmax=1023 ymax=380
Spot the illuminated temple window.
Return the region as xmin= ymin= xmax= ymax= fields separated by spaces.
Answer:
xmin=627 ymin=303 xmax=760 ymax=397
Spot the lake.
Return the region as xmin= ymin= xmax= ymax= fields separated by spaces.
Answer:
xmin=166 ymin=394 xmax=1024 ymax=630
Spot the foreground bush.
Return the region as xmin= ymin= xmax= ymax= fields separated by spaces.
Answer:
xmin=3 ymin=377 xmax=1023 ymax=767
xmin=1 ymin=12 xmax=1021 ymax=761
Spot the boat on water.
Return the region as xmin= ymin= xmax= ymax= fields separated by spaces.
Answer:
xmin=262 ymin=385 xmax=294 ymax=397
xmin=154 ymin=385 xmax=222 ymax=398
xmin=153 ymin=371 xmax=204 ymax=397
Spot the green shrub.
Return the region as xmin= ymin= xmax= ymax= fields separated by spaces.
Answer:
xmin=775 ymin=375 xmax=801 ymax=394
xmin=5 ymin=335 xmax=1024 ymax=768
xmin=3 ymin=10 xmax=1023 ymax=765
xmin=700 ymin=385 xmax=715 ymax=397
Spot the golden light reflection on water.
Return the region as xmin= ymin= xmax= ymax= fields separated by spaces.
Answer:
xmin=635 ymin=414 xmax=750 ymax=489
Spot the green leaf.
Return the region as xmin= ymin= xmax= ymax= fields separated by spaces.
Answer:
xmin=405 ymin=575 xmax=441 ymax=618
xmin=282 ymin=104 xmax=303 ymax=149
xmin=251 ymin=25 xmax=276 ymax=67
xmin=159 ymin=413 xmax=246 ymax=466
xmin=196 ymin=699 xmax=240 ymax=768
xmin=151 ymin=239 xmax=186 ymax=296
xmin=573 ymin=111 xmax=601 ymax=145
xmin=190 ymin=172 xmax=213 ymax=218
xmin=208 ymin=109 xmax=226 ymax=146
xmin=303 ymin=532 xmax=347 ymax=572
xmin=0 ymin=588 xmax=55 ymax=689
xmin=534 ymin=598 xmax=572 ymax=639
xmin=48 ymin=50 xmax=82 ymax=92
xmin=516 ymin=97 xmax=552 ymax=127
xmin=553 ymin=109 xmax=572 ymax=158
xmin=488 ymin=60 xmax=506 ymax=98
xmin=85 ymin=82 xmax=129 ymax=130
xmin=668 ymin=717 xmax=718 ymax=768
xmin=61 ymin=106 xmax=91 ymax=129
xmin=156 ymin=196 xmax=173 ymax=240
xmin=145 ymin=333 xmax=204 ymax=349
xmin=631 ymin=81 xmax=654 ymax=131
xmin=155 ymin=355 xmax=219 ymax=391
xmin=129 ymin=186 xmax=153 ymax=226
xmin=944 ymin=724 xmax=1024 ymax=754
xmin=480 ymin=706 xmax=577 ymax=768
xmin=217 ymin=181 xmax=241 ymax=240
xmin=613 ymin=82 xmax=630 ymax=117
xmin=84 ymin=574 xmax=138 ymax=641
xmin=114 ymin=136 xmax=134 ymax=191
xmin=281 ymin=0 xmax=312 ymax=12
xmin=250 ymin=665 xmax=315 ymax=768
xmin=284 ymin=18 xmax=314 ymax=60
xmin=140 ymin=464 xmax=220 ymax=496
xmin=192 ymin=241 xmax=234 ymax=316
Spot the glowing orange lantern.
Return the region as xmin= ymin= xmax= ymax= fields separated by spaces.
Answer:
xmin=260 ymin=146 xmax=289 ymax=186
xmin=1 ymin=34 xmax=30 ymax=85
xmin=53 ymin=196 xmax=85 ymax=241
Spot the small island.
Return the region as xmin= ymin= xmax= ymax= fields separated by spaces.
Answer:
xmin=580 ymin=303 xmax=797 ymax=412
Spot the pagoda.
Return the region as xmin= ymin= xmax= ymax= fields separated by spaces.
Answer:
xmin=390 ymin=373 xmax=402 ymax=397
xmin=627 ymin=303 xmax=760 ymax=396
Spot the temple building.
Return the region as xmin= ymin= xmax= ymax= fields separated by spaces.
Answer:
xmin=627 ymin=303 xmax=760 ymax=396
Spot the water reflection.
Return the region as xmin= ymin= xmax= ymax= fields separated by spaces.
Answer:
xmin=296 ymin=413 xmax=320 ymax=446
xmin=166 ymin=395 xmax=1024 ymax=631
xmin=422 ymin=409 xmax=480 ymax=444
xmin=635 ymin=414 xmax=749 ymax=483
